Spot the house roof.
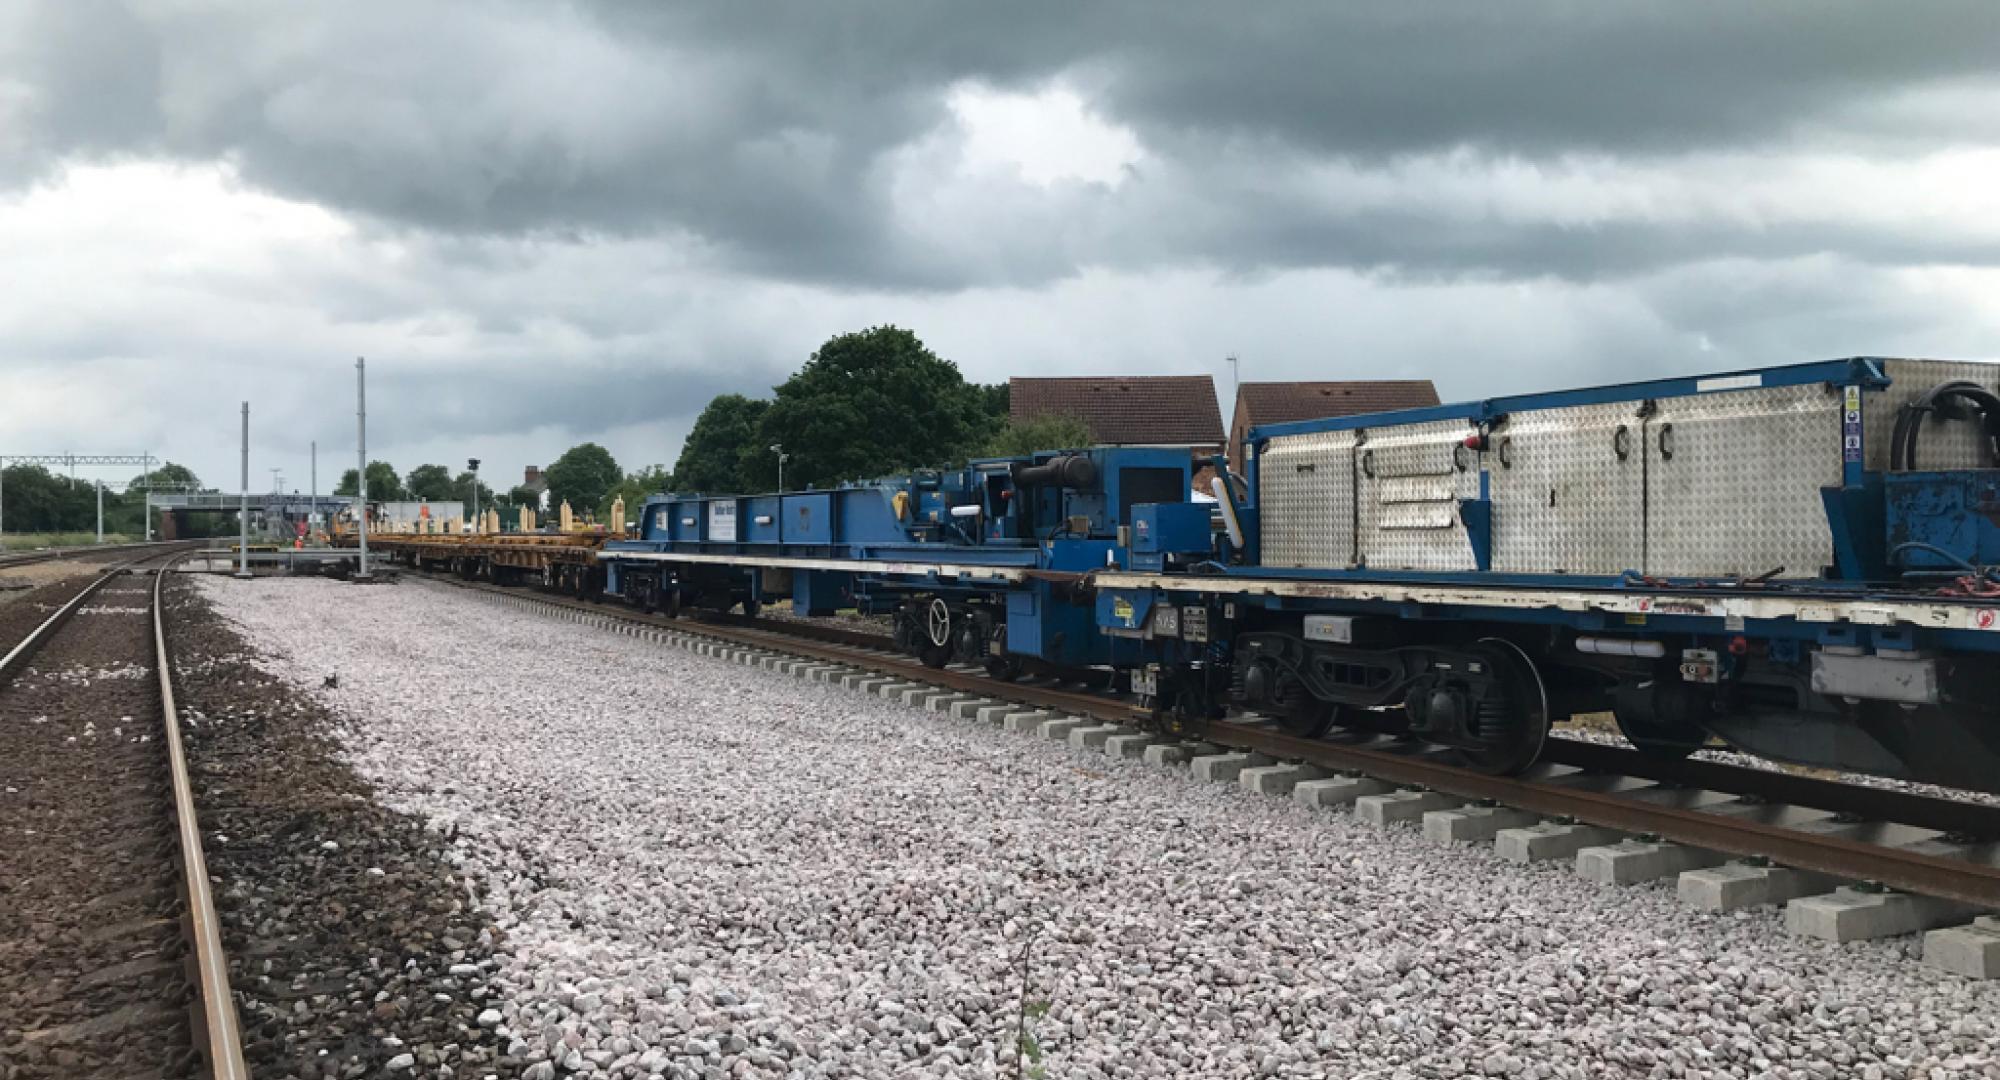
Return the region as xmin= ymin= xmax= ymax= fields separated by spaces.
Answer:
xmin=1010 ymin=375 xmax=1224 ymax=446
xmin=1235 ymin=380 xmax=1441 ymax=427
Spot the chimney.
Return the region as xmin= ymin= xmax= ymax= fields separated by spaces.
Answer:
xmin=524 ymin=465 xmax=542 ymax=486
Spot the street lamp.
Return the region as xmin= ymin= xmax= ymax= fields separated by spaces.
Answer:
xmin=769 ymin=444 xmax=789 ymax=492
xmin=467 ymin=457 xmax=481 ymax=533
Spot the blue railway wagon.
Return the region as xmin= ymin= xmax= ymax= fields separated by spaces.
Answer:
xmin=1094 ymin=358 xmax=2000 ymax=793
xmin=600 ymin=447 xmax=1209 ymax=675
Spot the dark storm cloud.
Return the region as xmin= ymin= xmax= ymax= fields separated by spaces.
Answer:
xmin=9 ymin=1 xmax=2000 ymax=289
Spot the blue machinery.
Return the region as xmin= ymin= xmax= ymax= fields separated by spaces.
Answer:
xmin=603 ymin=358 xmax=2000 ymax=793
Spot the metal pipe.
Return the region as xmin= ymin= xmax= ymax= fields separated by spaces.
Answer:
xmin=235 ymin=403 xmax=251 ymax=579
xmin=355 ymin=358 xmax=370 ymax=579
xmin=1211 ymin=474 xmax=1245 ymax=550
xmin=1575 ymin=636 xmax=1666 ymax=659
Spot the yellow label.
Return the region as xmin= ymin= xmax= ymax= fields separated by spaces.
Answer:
xmin=1112 ymin=596 xmax=1135 ymax=625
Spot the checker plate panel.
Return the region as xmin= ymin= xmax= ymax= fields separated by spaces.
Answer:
xmin=1491 ymin=401 xmax=1646 ymax=575
xmin=1647 ymin=384 xmax=1841 ymax=578
xmin=1357 ymin=419 xmax=1478 ymax=571
xmin=1258 ymin=430 xmax=1355 ymax=569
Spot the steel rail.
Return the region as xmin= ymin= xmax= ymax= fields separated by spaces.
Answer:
xmin=0 ymin=539 xmax=190 ymax=573
xmin=1 ymin=544 xmax=241 ymax=1077
xmin=406 ymin=569 xmax=2000 ymax=907
xmin=154 ymin=556 xmax=251 ymax=1080
xmin=0 ymin=554 xmax=158 ymax=683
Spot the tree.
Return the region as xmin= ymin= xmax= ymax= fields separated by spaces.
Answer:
xmin=334 ymin=461 xmax=406 ymax=501
xmin=544 ymin=443 xmax=621 ymax=517
xmin=405 ymin=463 xmax=455 ymax=501
xmin=673 ymin=394 xmax=769 ymax=494
xmin=598 ymin=464 xmax=672 ymax=524
xmin=128 ymin=462 xmax=202 ymax=491
xmin=504 ymin=484 xmax=542 ymax=511
xmin=750 ymin=326 xmax=990 ymax=490
xmin=984 ymin=413 xmax=1095 ymax=458
xmin=976 ymin=382 xmax=1010 ymax=420
xmin=453 ymin=471 xmax=495 ymax=510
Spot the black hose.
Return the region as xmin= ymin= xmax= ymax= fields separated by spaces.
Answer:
xmin=1888 ymin=540 xmax=2000 ymax=583
xmin=1889 ymin=380 xmax=2000 ymax=472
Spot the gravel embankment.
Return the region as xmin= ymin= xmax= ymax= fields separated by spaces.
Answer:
xmin=753 ymin=605 xmax=893 ymax=638
xmin=166 ymin=576 xmax=518 ymax=1079
xmin=202 ymin=576 xmax=2000 ymax=1080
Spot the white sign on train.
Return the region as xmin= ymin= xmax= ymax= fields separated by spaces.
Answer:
xmin=707 ymin=502 xmax=737 ymax=543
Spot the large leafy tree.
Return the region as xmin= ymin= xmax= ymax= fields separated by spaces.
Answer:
xmin=673 ymin=394 xmax=769 ymax=494
xmin=976 ymin=382 xmax=1009 ymax=420
xmin=334 ymin=461 xmax=406 ymax=501
xmin=750 ymin=326 xmax=990 ymax=490
xmin=544 ymin=443 xmax=621 ymax=516
xmin=453 ymin=471 xmax=496 ymax=510
xmin=128 ymin=462 xmax=202 ymax=490
xmin=405 ymin=463 xmax=455 ymax=501
xmin=597 ymin=464 xmax=672 ymax=524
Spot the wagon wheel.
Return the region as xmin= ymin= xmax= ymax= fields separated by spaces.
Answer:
xmin=920 ymin=598 xmax=953 ymax=668
xmin=1454 ymin=638 xmax=1550 ymax=775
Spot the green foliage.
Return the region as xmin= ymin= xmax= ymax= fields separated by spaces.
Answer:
xmin=405 ymin=463 xmax=455 ymax=501
xmin=749 ymin=326 xmax=994 ymax=490
xmin=503 ymin=484 xmax=541 ymax=510
xmin=1017 ymin=999 xmax=1050 ymax=1078
xmin=984 ymin=413 xmax=1094 ymax=458
xmin=598 ymin=464 xmax=671 ymax=523
xmin=1 ymin=531 xmax=141 ymax=551
xmin=128 ymin=462 xmax=202 ymax=490
xmin=673 ymin=394 xmax=770 ymax=494
xmin=3 ymin=466 xmax=125 ymax=536
xmin=334 ymin=461 xmax=406 ymax=500
xmin=976 ymin=381 xmax=1010 ymax=419
xmin=545 ymin=443 xmax=622 ymax=517
xmin=452 ymin=471 xmax=496 ymax=510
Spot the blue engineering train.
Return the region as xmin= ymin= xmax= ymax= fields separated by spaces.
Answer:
xmin=600 ymin=357 xmax=2000 ymax=795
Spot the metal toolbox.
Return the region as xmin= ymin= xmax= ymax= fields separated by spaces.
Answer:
xmin=1252 ymin=358 xmax=2000 ymax=581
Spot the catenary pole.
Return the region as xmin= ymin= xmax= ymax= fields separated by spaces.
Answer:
xmin=355 ymin=358 xmax=370 ymax=579
xmin=236 ymin=403 xmax=252 ymax=578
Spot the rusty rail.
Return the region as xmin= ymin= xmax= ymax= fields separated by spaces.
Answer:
xmin=154 ymin=557 xmax=251 ymax=1080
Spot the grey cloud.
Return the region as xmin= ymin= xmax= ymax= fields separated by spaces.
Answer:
xmin=8 ymin=1 xmax=2000 ymax=291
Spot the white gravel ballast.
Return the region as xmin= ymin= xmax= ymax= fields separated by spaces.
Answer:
xmin=200 ymin=577 xmax=2000 ymax=1080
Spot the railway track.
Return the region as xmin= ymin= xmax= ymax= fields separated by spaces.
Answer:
xmin=0 ymin=539 xmax=191 ymax=573
xmin=396 ymin=567 xmax=2000 ymax=924
xmin=0 ymin=546 xmax=247 ymax=1078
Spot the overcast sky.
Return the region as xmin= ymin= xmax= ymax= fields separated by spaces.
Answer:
xmin=5 ymin=2 xmax=2000 ymax=494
